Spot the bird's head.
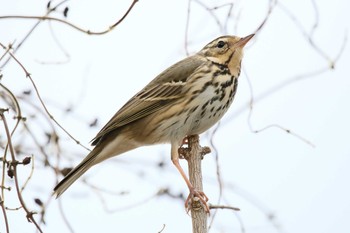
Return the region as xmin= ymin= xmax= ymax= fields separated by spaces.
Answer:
xmin=198 ymin=34 xmax=254 ymax=76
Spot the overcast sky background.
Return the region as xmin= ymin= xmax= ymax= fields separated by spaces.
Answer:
xmin=1 ymin=0 xmax=350 ymax=232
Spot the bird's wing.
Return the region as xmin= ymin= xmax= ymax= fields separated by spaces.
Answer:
xmin=91 ymin=56 xmax=206 ymax=145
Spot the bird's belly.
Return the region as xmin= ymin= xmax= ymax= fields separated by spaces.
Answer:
xmin=188 ymin=97 xmax=230 ymax=135
xmin=175 ymin=85 xmax=235 ymax=137
xmin=189 ymin=79 xmax=236 ymax=134
xmin=144 ymin=76 xmax=237 ymax=143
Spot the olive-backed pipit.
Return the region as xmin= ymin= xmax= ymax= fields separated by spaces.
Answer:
xmin=54 ymin=34 xmax=254 ymax=212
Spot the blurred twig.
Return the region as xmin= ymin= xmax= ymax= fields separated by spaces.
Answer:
xmin=209 ymin=204 xmax=240 ymax=211
xmin=0 ymin=0 xmax=138 ymax=36
xmin=0 ymin=188 xmax=9 ymax=233
xmin=0 ymin=109 xmax=43 ymax=233
xmin=0 ymin=0 xmax=69 ymax=68
xmin=0 ymin=42 xmax=91 ymax=152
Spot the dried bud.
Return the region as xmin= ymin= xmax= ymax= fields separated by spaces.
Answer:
xmin=34 ymin=198 xmax=43 ymax=207
xmin=45 ymin=132 xmax=52 ymax=144
xmin=22 ymin=157 xmax=31 ymax=165
xmin=63 ymin=7 xmax=69 ymax=17
xmin=89 ymin=118 xmax=98 ymax=127
xmin=178 ymin=192 xmax=184 ymax=200
xmin=158 ymin=161 xmax=165 ymax=168
xmin=7 ymin=168 xmax=14 ymax=178
xmin=65 ymin=106 xmax=72 ymax=112
xmin=23 ymin=90 xmax=31 ymax=95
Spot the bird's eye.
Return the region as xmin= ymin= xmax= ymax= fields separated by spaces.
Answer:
xmin=217 ymin=40 xmax=226 ymax=48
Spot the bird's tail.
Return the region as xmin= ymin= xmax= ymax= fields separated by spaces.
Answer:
xmin=53 ymin=151 xmax=97 ymax=198
xmin=53 ymin=134 xmax=138 ymax=198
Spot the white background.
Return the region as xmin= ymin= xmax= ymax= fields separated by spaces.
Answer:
xmin=1 ymin=0 xmax=350 ymax=232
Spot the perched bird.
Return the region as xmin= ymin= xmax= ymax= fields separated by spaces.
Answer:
xmin=54 ymin=34 xmax=254 ymax=211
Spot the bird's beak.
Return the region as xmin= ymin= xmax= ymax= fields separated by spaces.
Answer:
xmin=236 ymin=34 xmax=255 ymax=48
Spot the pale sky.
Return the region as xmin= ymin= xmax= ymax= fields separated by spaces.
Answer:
xmin=1 ymin=0 xmax=350 ymax=232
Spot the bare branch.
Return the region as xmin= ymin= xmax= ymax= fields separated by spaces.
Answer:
xmin=209 ymin=204 xmax=240 ymax=211
xmin=0 ymin=194 xmax=10 ymax=233
xmin=0 ymin=0 xmax=69 ymax=68
xmin=58 ymin=198 xmax=75 ymax=233
xmin=0 ymin=0 xmax=138 ymax=36
xmin=185 ymin=135 xmax=209 ymax=233
xmin=158 ymin=224 xmax=166 ymax=233
xmin=207 ymin=122 xmax=224 ymax=229
xmin=0 ymin=110 xmax=43 ymax=233
xmin=0 ymin=42 xmax=91 ymax=151
xmin=254 ymin=0 xmax=277 ymax=34
xmin=243 ymin=67 xmax=315 ymax=147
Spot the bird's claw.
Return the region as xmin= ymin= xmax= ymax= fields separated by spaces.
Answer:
xmin=185 ymin=188 xmax=210 ymax=213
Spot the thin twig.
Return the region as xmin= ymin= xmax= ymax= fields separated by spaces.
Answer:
xmin=223 ymin=183 xmax=285 ymax=233
xmin=20 ymin=155 xmax=35 ymax=192
xmin=243 ymin=67 xmax=315 ymax=147
xmin=0 ymin=0 xmax=138 ymax=36
xmin=254 ymin=0 xmax=277 ymax=34
xmin=0 ymin=194 xmax=10 ymax=233
xmin=0 ymin=83 xmax=23 ymax=202
xmin=277 ymin=1 xmax=333 ymax=66
xmin=209 ymin=204 xmax=240 ymax=211
xmin=0 ymin=83 xmax=22 ymax=226
xmin=0 ymin=42 xmax=91 ymax=151
xmin=158 ymin=224 xmax=166 ymax=233
xmin=223 ymin=30 xmax=347 ymax=127
xmin=207 ymin=123 xmax=224 ymax=230
xmin=58 ymin=198 xmax=75 ymax=233
xmin=35 ymin=21 xmax=71 ymax=64
xmin=0 ymin=0 xmax=69 ymax=68
xmin=0 ymin=110 xmax=43 ymax=233
xmin=192 ymin=0 xmax=225 ymax=33
xmin=184 ymin=0 xmax=192 ymax=56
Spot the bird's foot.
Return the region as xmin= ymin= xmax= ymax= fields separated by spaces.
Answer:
xmin=185 ymin=187 xmax=210 ymax=213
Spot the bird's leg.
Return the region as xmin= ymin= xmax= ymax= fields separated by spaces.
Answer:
xmin=171 ymin=143 xmax=210 ymax=213
xmin=171 ymin=158 xmax=209 ymax=212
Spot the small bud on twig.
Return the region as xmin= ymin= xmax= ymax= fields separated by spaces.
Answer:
xmin=22 ymin=157 xmax=31 ymax=165
xmin=63 ymin=7 xmax=69 ymax=17
xmin=7 ymin=168 xmax=14 ymax=178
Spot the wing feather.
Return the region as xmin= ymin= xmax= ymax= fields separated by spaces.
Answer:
xmin=91 ymin=56 xmax=206 ymax=145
